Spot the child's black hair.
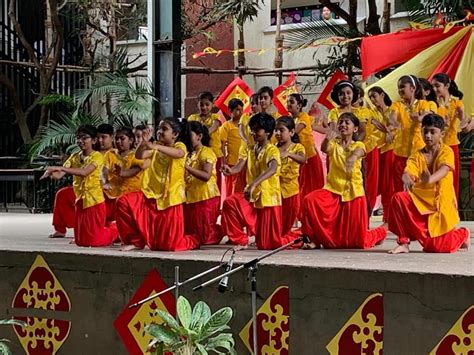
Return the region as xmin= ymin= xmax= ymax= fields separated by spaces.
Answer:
xmin=257 ymin=86 xmax=274 ymax=99
xmin=338 ymin=112 xmax=360 ymax=141
xmin=330 ymin=80 xmax=359 ymax=105
xmin=249 ymin=113 xmax=276 ymax=139
xmin=422 ymin=113 xmax=445 ymax=131
xmin=419 ymin=78 xmax=438 ymax=103
xmin=185 ymin=121 xmax=211 ymax=152
xmin=289 ymin=93 xmax=308 ymax=110
xmin=368 ymin=86 xmax=393 ymax=107
xmin=432 ymin=73 xmax=464 ymax=99
xmin=159 ymin=117 xmax=187 ymax=143
xmin=77 ymin=124 xmax=98 ymax=138
xmin=134 ymin=124 xmax=147 ymax=131
xmin=97 ymin=123 xmax=114 ymax=135
xmin=228 ymin=98 xmax=244 ymax=112
xmin=276 ymin=116 xmax=300 ymax=143
xmin=198 ymin=91 xmax=214 ymax=102
xmin=250 ymin=93 xmax=259 ymax=104
xmin=398 ymin=75 xmax=423 ymax=100
xmin=115 ymin=126 xmax=135 ymax=140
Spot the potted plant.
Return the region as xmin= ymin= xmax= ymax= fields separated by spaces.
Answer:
xmin=145 ymin=296 xmax=236 ymax=355
xmin=0 ymin=319 xmax=26 ymax=355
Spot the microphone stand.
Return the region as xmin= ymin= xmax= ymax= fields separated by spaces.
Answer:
xmin=128 ymin=262 xmax=227 ymax=309
xmin=192 ymin=236 xmax=306 ymax=355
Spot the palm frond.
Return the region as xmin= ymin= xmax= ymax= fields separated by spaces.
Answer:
xmin=28 ymin=112 xmax=104 ymax=160
xmin=284 ymin=20 xmax=359 ymax=50
xmin=404 ymin=0 xmax=469 ymax=24
xmin=113 ymin=114 xmax=136 ymax=129
xmin=39 ymin=93 xmax=76 ymax=110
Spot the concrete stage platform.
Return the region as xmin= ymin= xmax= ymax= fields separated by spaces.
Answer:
xmin=0 ymin=213 xmax=473 ymax=354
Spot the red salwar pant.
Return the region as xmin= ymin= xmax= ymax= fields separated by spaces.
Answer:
xmin=52 ymin=186 xmax=76 ymax=235
xmin=184 ymin=197 xmax=223 ymax=245
xmin=389 ymin=192 xmax=469 ymax=252
xmin=301 ymin=189 xmax=387 ymax=249
xmin=116 ymin=191 xmax=199 ymax=251
xmin=221 ymin=193 xmax=298 ymax=249
xmin=74 ymin=200 xmax=118 ymax=247
xmin=378 ymin=150 xmax=395 ymax=223
xmin=216 ymin=157 xmax=223 ymax=193
xmin=299 ymin=154 xmax=325 ymax=199
xmin=450 ymin=145 xmax=460 ymax=199
xmin=393 ymin=155 xmax=408 ymax=194
xmin=364 ymin=148 xmax=379 ymax=212
xmin=104 ymin=195 xmax=116 ymax=224
xmin=282 ymin=194 xmax=300 ymax=236
xmin=224 ymin=165 xmax=246 ymax=197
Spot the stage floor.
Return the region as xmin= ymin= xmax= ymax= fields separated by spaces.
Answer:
xmin=0 ymin=213 xmax=472 ymax=277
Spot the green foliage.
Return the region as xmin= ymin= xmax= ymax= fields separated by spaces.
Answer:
xmin=38 ymin=94 xmax=76 ymax=110
xmin=0 ymin=319 xmax=26 ymax=355
xmin=404 ymin=0 xmax=472 ymax=24
xmin=146 ymin=296 xmax=236 ymax=355
xmin=211 ymin=0 xmax=265 ymax=28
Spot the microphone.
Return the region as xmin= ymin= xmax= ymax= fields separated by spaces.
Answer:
xmin=218 ymin=250 xmax=236 ymax=293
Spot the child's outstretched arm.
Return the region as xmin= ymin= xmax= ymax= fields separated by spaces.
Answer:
xmin=420 ymin=165 xmax=450 ymax=185
xmin=285 ymin=149 xmax=306 ymax=165
xmin=345 ymin=147 xmax=364 ymax=173
xmin=222 ymin=158 xmax=246 ymax=176
xmin=321 ymin=130 xmax=338 ymax=154
xmin=238 ymin=124 xmax=249 ymax=145
xmin=244 ymin=159 xmax=277 ymax=201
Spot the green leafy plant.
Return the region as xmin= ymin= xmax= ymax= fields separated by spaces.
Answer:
xmin=145 ymin=296 xmax=236 ymax=355
xmin=0 ymin=319 xmax=27 ymax=355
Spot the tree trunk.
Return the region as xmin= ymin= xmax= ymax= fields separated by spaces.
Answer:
xmin=237 ymin=28 xmax=245 ymax=78
xmin=274 ymin=0 xmax=283 ymax=84
xmin=382 ymin=0 xmax=391 ymax=33
xmin=366 ymin=0 xmax=382 ymax=34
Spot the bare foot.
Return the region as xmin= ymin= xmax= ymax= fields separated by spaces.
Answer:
xmin=120 ymin=245 xmax=143 ymax=251
xmin=302 ymin=242 xmax=319 ymax=250
xmin=48 ymin=232 xmax=65 ymax=238
xmin=388 ymin=244 xmax=410 ymax=254
xmin=460 ymin=227 xmax=470 ymax=251
xmin=68 ymin=240 xmax=76 ymax=245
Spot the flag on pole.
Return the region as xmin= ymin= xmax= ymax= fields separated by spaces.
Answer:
xmin=214 ymin=77 xmax=254 ymax=116
xmin=317 ymin=70 xmax=348 ymax=109
xmin=273 ymin=72 xmax=299 ymax=115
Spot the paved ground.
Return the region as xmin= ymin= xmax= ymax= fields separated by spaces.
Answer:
xmin=0 ymin=213 xmax=472 ymax=276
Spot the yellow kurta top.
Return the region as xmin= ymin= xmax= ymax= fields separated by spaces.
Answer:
xmin=372 ymin=107 xmax=396 ymax=154
xmin=437 ymin=97 xmax=464 ymax=146
xmin=241 ymin=143 xmax=282 ymax=208
xmin=280 ymin=143 xmax=305 ymax=198
xmin=295 ymin=112 xmax=316 ymax=158
xmin=103 ymin=149 xmax=144 ymax=198
xmin=185 ymin=146 xmax=220 ymax=204
xmin=328 ymin=106 xmax=371 ymax=124
xmin=428 ymin=100 xmax=438 ymax=113
xmin=64 ymin=151 xmax=104 ymax=208
xmin=324 ymin=139 xmax=366 ymax=202
xmin=404 ymin=144 xmax=459 ymax=237
xmin=188 ymin=113 xmax=223 ymax=158
xmin=219 ymin=120 xmax=241 ymax=166
xmin=239 ymin=113 xmax=254 ymax=146
xmin=363 ymin=109 xmax=386 ymax=154
xmin=141 ymin=142 xmax=187 ymax=210
xmin=392 ymin=99 xmax=431 ymax=158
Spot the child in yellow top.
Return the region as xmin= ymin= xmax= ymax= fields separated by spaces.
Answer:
xmin=390 ymin=75 xmax=431 ymax=193
xmin=116 ymin=118 xmax=199 ymax=251
xmin=97 ymin=123 xmax=114 ymax=154
xmin=301 ymin=112 xmax=387 ymax=249
xmin=222 ymin=113 xmax=298 ymax=249
xmin=41 ymin=125 xmax=117 ymax=247
xmin=103 ymin=127 xmax=145 ymax=198
xmin=287 ymin=93 xmax=325 ymax=197
xmin=184 ymin=121 xmax=222 ymax=245
xmin=239 ymin=93 xmax=260 ymax=145
xmin=274 ymin=116 xmax=306 ymax=235
xmin=220 ymin=98 xmax=245 ymax=196
xmin=419 ymin=78 xmax=439 ymax=113
xmin=388 ymin=113 xmax=469 ymax=254
xmin=432 ymin=73 xmax=467 ymax=198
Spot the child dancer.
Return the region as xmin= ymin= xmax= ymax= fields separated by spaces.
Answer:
xmin=239 ymin=93 xmax=259 ymax=146
xmin=431 ymin=73 xmax=466 ymax=198
xmin=287 ymin=93 xmax=325 ymax=197
xmin=97 ymin=123 xmax=114 ymax=154
xmin=368 ymin=86 xmax=395 ymax=224
xmin=391 ymin=75 xmax=431 ymax=193
xmin=116 ymin=118 xmax=199 ymax=251
xmin=220 ymin=98 xmax=244 ymax=196
xmin=258 ymin=86 xmax=280 ymax=118
xmin=188 ymin=92 xmax=224 ymax=190
xmin=103 ymin=127 xmax=144 ymax=221
xmin=389 ymin=114 xmax=470 ymax=253
xmin=301 ymin=112 xmax=387 ymax=249
xmin=222 ymin=113 xmax=297 ymax=249
xmin=184 ymin=121 xmax=223 ymax=245
xmin=274 ymin=116 xmax=306 ymax=235
xmin=419 ymin=78 xmax=438 ymax=113
xmin=41 ymin=125 xmax=117 ymax=247
xmin=133 ymin=124 xmax=147 ymax=148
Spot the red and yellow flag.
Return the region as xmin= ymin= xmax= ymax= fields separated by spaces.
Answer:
xmin=273 ymin=72 xmax=299 ymax=116
xmin=317 ymin=70 xmax=348 ymax=109
xmin=215 ymin=77 xmax=254 ymax=116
